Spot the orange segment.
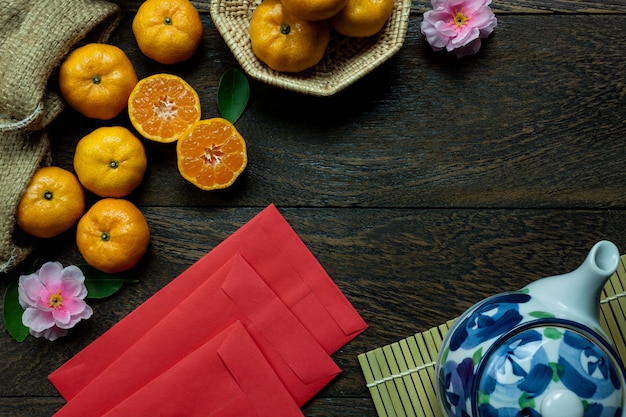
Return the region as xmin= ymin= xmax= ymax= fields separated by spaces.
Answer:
xmin=176 ymin=118 xmax=248 ymax=190
xmin=128 ymin=73 xmax=201 ymax=143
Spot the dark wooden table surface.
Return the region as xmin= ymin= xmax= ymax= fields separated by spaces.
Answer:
xmin=1 ymin=0 xmax=626 ymax=416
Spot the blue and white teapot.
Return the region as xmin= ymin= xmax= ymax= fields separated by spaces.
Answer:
xmin=435 ymin=241 xmax=626 ymax=417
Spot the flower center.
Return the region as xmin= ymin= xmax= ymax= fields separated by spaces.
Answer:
xmin=48 ymin=291 xmax=64 ymax=309
xmin=452 ymin=9 xmax=469 ymax=28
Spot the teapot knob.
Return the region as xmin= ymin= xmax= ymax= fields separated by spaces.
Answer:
xmin=540 ymin=389 xmax=584 ymax=417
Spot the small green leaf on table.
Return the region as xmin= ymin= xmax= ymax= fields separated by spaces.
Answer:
xmin=217 ymin=68 xmax=250 ymax=124
xmin=3 ymin=279 xmax=29 ymax=342
xmin=78 ymin=264 xmax=139 ymax=299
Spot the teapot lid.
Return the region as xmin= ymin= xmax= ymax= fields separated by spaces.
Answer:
xmin=473 ymin=320 xmax=625 ymax=417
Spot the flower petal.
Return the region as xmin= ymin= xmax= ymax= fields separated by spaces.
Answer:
xmin=450 ymin=26 xmax=479 ymax=48
xmin=459 ymin=0 xmax=485 ymax=15
xmin=61 ymin=297 xmax=87 ymax=316
xmin=60 ymin=279 xmax=84 ymax=299
xmin=435 ymin=20 xmax=458 ymax=36
xmin=61 ymin=265 xmax=85 ymax=284
xmin=53 ymin=308 xmax=72 ymax=326
xmin=38 ymin=261 xmax=64 ymax=287
xmin=431 ymin=0 xmax=448 ymax=9
xmin=31 ymin=326 xmax=68 ymax=341
xmin=421 ymin=0 xmax=495 ymax=57
xmin=58 ymin=304 xmax=94 ymax=329
xmin=471 ymin=8 xmax=496 ymax=30
xmin=453 ymin=38 xmax=483 ymax=57
xmin=18 ymin=274 xmax=44 ymax=308
xmin=22 ymin=308 xmax=55 ymax=332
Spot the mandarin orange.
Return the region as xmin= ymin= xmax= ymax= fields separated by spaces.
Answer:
xmin=58 ymin=43 xmax=138 ymax=120
xmin=16 ymin=166 xmax=85 ymax=238
xmin=281 ymin=0 xmax=347 ymax=21
xmin=128 ymin=73 xmax=201 ymax=143
xmin=176 ymin=118 xmax=247 ymax=190
xmin=331 ymin=0 xmax=395 ymax=37
xmin=132 ymin=0 xmax=204 ymax=65
xmin=73 ymin=126 xmax=148 ymax=198
xmin=76 ymin=198 xmax=150 ymax=273
xmin=249 ymin=0 xmax=330 ymax=73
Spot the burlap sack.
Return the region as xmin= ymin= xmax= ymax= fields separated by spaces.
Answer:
xmin=0 ymin=0 xmax=121 ymax=274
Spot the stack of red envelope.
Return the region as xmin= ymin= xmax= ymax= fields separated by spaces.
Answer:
xmin=48 ymin=204 xmax=368 ymax=416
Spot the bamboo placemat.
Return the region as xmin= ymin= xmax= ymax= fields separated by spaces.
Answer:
xmin=358 ymin=254 xmax=626 ymax=417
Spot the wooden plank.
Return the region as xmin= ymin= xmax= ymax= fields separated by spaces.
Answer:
xmin=46 ymin=15 xmax=626 ymax=210
xmin=116 ymin=0 xmax=626 ymax=13
xmin=3 ymin=2 xmax=626 ymax=417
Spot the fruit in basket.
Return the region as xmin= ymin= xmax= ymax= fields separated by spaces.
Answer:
xmin=128 ymin=73 xmax=201 ymax=143
xmin=132 ymin=0 xmax=203 ymax=65
xmin=249 ymin=0 xmax=330 ymax=73
xmin=281 ymin=0 xmax=347 ymax=21
xmin=73 ymin=126 xmax=148 ymax=198
xmin=76 ymin=198 xmax=150 ymax=273
xmin=176 ymin=118 xmax=247 ymax=190
xmin=330 ymin=0 xmax=395 ymax=37
xmin=58 ymin=43 xmax=138 ymax=120
xmin=16 ymin=166 xmax=85 ymax=238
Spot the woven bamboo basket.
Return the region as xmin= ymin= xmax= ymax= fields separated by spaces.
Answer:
xmin=210 ymin=0 xmax=412 ymax=96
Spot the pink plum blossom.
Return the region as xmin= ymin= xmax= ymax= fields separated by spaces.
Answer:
xmin=18 ymin=262 xmax=92 ymax=341
xmin=421 ymin=0 xmax=497 ymax=58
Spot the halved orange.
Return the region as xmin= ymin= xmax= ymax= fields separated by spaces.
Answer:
xmin=128 ymin=73 xmax=201 ymax=143
xmin=176 ymin=118 xmax=247 ymax=190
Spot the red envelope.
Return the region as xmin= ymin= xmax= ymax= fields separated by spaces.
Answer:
xmin=50 ymin=204 xmax=367 ymax=401
xmin=51 ymin=254 xmax=339 ymax=416
xmin=100 ymin=321 xmax=305 ymax=417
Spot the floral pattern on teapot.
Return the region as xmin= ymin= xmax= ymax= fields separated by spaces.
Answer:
xmin=436 ymin=291 xmax=625 ymax=417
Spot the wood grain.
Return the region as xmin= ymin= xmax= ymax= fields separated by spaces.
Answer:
xmin=49 ymin=14 xmax=626 ymax=209
xmin=115 ymin=0 xmax=626 ymax=13
xmin=1 ymin=0 xmax=626 ymax=416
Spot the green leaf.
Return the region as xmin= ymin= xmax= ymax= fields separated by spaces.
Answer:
xmin=543 ymin=327 xmax=562 ymax=339
xmin=518 ymin=392 xmax=535 ymax=410
xmin=217 ymin=68 xmax=250 ymax=124
xmin=529 ymin=311 xmax=556 ymax=319
xmin=548 ymin=362 xmax=564 ymax=382
xmin=477 ymin=391 xmax=490 ymax=405
xmin=3 ymin=279 xmax=29 ymax=342
xmin=78 ymin=264 xmax=138 ymax=299
xmin=84 ymin=279 xmax=127 ymax=299
xmin=472 ymin=347 xmax=483 ymax=364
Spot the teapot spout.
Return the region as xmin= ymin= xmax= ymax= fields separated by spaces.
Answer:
xmin=524 ymin=240 xmax=620 ymax=326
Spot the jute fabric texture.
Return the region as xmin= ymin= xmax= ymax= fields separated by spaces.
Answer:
xmin=0 ymin=0 xmax=121 ymax=273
